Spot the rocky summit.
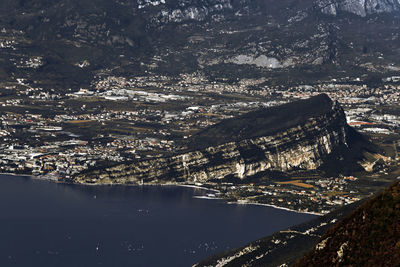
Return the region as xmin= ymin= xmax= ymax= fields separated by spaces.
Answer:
xmin=72 ymin=94 xmax=368 ymax=184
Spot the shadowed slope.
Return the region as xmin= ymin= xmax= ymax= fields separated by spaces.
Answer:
xmin=189 ymin=94 xmax=336 ymax=149
xmin=294 ymin=180 xmax=400 ymax=266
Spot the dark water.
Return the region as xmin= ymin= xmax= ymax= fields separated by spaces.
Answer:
xmin=0 ymin=175 xmax=315 ymax=267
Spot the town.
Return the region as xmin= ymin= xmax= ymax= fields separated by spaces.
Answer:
xmin=1 ymin=69 xmax=400 ymax=214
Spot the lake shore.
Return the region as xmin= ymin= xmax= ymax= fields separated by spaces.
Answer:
xmin=1 ymin=172 xmax=320 ymax=216
xmin=229 ymin=201 xmax=323 ymax=216
xmin=0 ymin=172 xmax=32 ymax=178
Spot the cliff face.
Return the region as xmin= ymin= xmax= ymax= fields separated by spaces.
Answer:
xmin=73 ymin=95 xmax=355 ymax=185
xmin=317 ymin=0 xmax=400 ymax=17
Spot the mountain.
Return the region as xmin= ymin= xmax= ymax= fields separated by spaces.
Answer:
xmin=72 ymin=94 xmax=370 ymax=184
xmin=294 ymin=179 xmax=400 ymax=266
xmin=1 ymin=0 xmax=400 ymax=89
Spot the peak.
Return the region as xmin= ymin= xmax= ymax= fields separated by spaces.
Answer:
xmin=309 ymin=93 xmax=332 ymax=102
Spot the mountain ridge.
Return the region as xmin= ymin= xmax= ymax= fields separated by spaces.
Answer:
xmin=1 ymin=0 xmax=400 ymax=88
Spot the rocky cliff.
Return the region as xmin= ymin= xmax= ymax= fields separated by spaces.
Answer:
xmin=317 ymin=0 xmax=400 ymax=17
xmin=73 ymin=95 xmax=364 ymax=184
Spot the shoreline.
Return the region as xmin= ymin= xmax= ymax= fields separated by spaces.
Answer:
xmin=0 ymin=172 xmax=32 ymax=178
xmin=0 ymin=173 xmax=218 ymax=192
xmin=0 ymin=173 xmax=72 ymax=183
xmin=0 ymin=173 xmax=322 ymax=216
xmin=229 ymin=201 xmax=323 ymax=216
xmin=193 ymin=195 xmax=224 ymax=200
xmin=173 ymin=184 xmax=220 ymax=193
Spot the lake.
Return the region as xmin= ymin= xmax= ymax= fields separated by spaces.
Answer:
xmin=0 ymin=174 xmax=315 ymax=267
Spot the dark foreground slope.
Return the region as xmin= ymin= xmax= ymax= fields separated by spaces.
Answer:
xmin=73 ymin=94 xmax=371 ymax=184
xmin=294 ymin=180 xmax=400 ymax=266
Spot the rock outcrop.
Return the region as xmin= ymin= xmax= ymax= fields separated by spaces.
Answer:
xmin=317 ymin=0 xmax=400 ymax=16
xmin=73 ymin=95 xmax=364 ymax=185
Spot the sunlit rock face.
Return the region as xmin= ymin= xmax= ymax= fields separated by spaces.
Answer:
xmin=74 ymin=95 xmax=356 ymax=185
xmin=134 ymin=0 xmax=235 ymax=23
xmin=137 ymin=0 xmax=400 ymax=18
xmin=139 ymin=0 xmax=400 ymax=22
xmin=317 ymin=0 xmax=400 ymax=17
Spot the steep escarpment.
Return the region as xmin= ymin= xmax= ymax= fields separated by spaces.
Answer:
xmin=73 ymin=95 xmax=366 ymax=184
xmin=294 ymin=180 xmax=400 ymax=266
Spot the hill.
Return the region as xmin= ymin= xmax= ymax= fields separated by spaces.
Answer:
xmin=294 ymin=180 xmax=400 ymax=266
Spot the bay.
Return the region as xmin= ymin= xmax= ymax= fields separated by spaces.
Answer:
xmin=0 ymin=174 xmax=315 ymax=267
